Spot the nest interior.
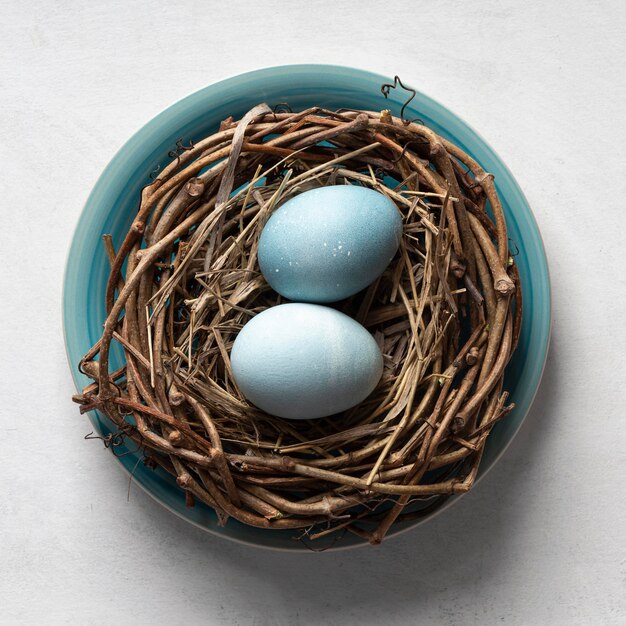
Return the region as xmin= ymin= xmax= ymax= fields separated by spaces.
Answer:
xmin=74 ymin=100 xmax=522 ymax=546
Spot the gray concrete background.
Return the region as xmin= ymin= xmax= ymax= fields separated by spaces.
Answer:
xmin=1 ymin=1 xmax=625 ymax=624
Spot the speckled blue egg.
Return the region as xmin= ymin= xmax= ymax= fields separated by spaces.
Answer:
xmin=258 ymin=185 xmax=403 ymax=303
xmin=230 ymin=303 xmax=383 ymax=420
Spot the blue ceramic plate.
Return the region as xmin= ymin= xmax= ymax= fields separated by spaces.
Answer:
xmin=63 ymin=65 xmax=550 ymax=551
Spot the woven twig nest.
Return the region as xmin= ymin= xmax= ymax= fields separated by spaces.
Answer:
xmin=74 ymin=99 xmax=521 ymax=546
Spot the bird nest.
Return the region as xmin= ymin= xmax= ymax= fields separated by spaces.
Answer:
xmin=73 ymin=97 xmax=522 ymax=546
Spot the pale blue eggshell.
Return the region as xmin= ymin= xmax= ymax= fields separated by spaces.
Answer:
xmin=258 ymin=185 xmax=403 ymax=302
xmin=230 ymin=303 xmax=383 ymax=420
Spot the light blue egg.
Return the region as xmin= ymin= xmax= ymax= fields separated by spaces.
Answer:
xmin=258 ymin=185 xmax=403 ymax=303
xmin=230 ymin=303 xmax=383 ymax=420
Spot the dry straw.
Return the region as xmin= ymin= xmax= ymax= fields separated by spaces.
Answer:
xmin=74 ymin=95 xmax=521 ymax=546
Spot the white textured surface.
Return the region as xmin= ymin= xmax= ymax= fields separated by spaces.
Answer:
xmin=1 ymin=1 xmax=625 ymax=624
